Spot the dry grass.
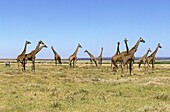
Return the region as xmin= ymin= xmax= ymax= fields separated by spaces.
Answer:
xmin=0 ymin=62 xmax=170 ymax=112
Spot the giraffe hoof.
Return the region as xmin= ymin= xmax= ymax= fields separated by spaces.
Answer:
xmin=112 ymin=72 xmax=116 ymax=75
xmin=132 ymin=73 xmax=134 ymax=75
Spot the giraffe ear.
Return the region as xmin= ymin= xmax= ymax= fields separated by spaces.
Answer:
xmin=26 ymin=41 xmax=31 ymax=44
xmin=158 ymin=43 xmax=162 ymax=48
xmin=44 ymin=45 xmax=48 ymax=48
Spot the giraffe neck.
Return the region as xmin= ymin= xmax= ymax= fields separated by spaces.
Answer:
xmin=86 ymin=51 xmax=93 ymax=57
xmin=21 ymin=42 xmax=28 ymax=55
xmin=142 ymin=50 xmax=150 ymax=58
xmin=35 ymin=45 xmax=45 ymax=55
xmin=73 ymin=45 xmax=79 ymax=56
xmin=35 ymin=42 xmax=41 ymax=50
xmin=99 ymin=48 xmax=103 ymax=57
xmin=125 ymin=42 xmax=129 ymax=53
xmin=129 ymin=39 xmax=141 ymax=55
xmin=51 ymin=47 xmax=58 ymax=55
xmin=149 ymin=46 xmax=159 ymax=57
xmin=115 ymin=44 xmax=120 ymax=55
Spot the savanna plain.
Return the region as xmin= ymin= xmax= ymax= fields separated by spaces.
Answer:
xmin=0 ymin=61 xmax=170 ymax=112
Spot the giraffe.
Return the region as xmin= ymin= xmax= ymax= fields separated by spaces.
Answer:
xmin=97 ymin=47 xmax=103 ymax=65
xmin=69 ymin=44 xmax=82 ymax=68
xmin=51 ymin=46 xmax=62 ymax=65
xmin=111 ymin=41 xmax=120 ymax=70
xmin=138 ymin=48 xmax=152 ymax=69
xmin=84 ymin=50 xmax=98 ymax=67
xmin=16 ymin=40 xmax=31 ymax=71
xmin=25 ymin=41 xmax=47 ymax=72
xmin=145 ymin=43 xmax=162 ymax=73
xmin=124 ymin=38 xmax=136 ymax=71
xmin=121 ymin=37 xmax=145 ymax=76
xmin=123 ymin=38 xmax=130 ymax=72
xmin=111 ymin=38 xmax=129 ymax=71
xmin=5 ymin=61 xmax=10 ymax=67
xmin=124 ymin=38 xmax=129 ymax=53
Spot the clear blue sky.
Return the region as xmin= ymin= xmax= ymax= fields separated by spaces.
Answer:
xmin=0 ymin=0 xmax=169 ymax=59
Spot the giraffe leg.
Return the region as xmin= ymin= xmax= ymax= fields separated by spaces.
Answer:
xmin=55 ymin=58 xmax=58 ymax=66
xmin=145 ymin=60 xmax=149 ymax=73
xmin=31 ymin=61 xmax=33 ymax=71
xmin=138 ymin=61 xmax=141 ymax=69
xmin=69 ymin=58 xmax=73 ymax=68
xmin=146 ymin=60 xmax=150 ymax=73
xmin=73 ymin=60 xmax=75 ymax=68
xmin=69 ymin=61 xmax=72 ymax=68
xmin=152 ymin=61 xmax=155 ymax=73
xmin=58 ymin=58 xmax=62 ymax=64
xmin=33 ymin=60 xmax=35 ymax=72
xmin=32 ymin=60 xmax=35 ymax=72
xmin=98 ymin=60 xmax=102 ymax=66
xmin=94 ymin=60 xmax=98 ymax=67
xmin=147 ymin=60 xmax=151 ymax=68
xmin=74 ymin=56 xmax=78 ymax=67
xmin=111 ymin=61 xmax=113 ymax=69
xmin=18 ymin=61 xmax=21 ymax=72
xmin=113 ymin=62 xmax=118 ymax=72
xmin=129 ymin=61 xmax=132 ymax=76
xmin=90 ymin=59 xmax=93 ymax=66
xmin=121 ymin=62 xmax=125 ymax=77
xmin=132 ymin=60 xmax=134 ymax=69
xmin=144 ymin=62 xmax=146 ymax=73
xmin=21 ymin=62 xmax=24 ymax=72
xmin=126 ymin=64 xmax=129 ymax=72
xmin=74 ymin=59 xmax=77 ymax=67
xmin=124 ymin=62 xmax=129 ymax=76
xmin=55 ymin=57 xmax=57 ymax=65
xmin=122 ymin=58 xmax=129 ymax=76
xmin=23 ymin=61 xmax=26 ymax=72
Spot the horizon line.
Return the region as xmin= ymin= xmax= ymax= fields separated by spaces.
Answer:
xmin=0 ymin=57 xmax=170 ymax=60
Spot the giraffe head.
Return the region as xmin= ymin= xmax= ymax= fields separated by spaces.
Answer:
xmin=78 ymin=44 xmax=82 ymax=48
xmin=158 ymin=43 xmax=162 ymax=48
xmin=101 ymin=47 xmax=103 ymax=50
xmin=139 ymin=37 xmax=145 ymax=43
xmin=39 ymin=40 xmax=45 ymax=45
xmin=26 ymin=41 xmax=31 ymax=44
xmin=148 ymin=48 xmax=152 ymax=52
xmin=43 ymin=45 xmax=48 ymax=48
xmin=124 ymin=38 xmax=128 ymax=43
xmin=84 ymin=50 xmax=88 ymax=53
xmin=117 ymin=41 xmax=120 ymax=45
